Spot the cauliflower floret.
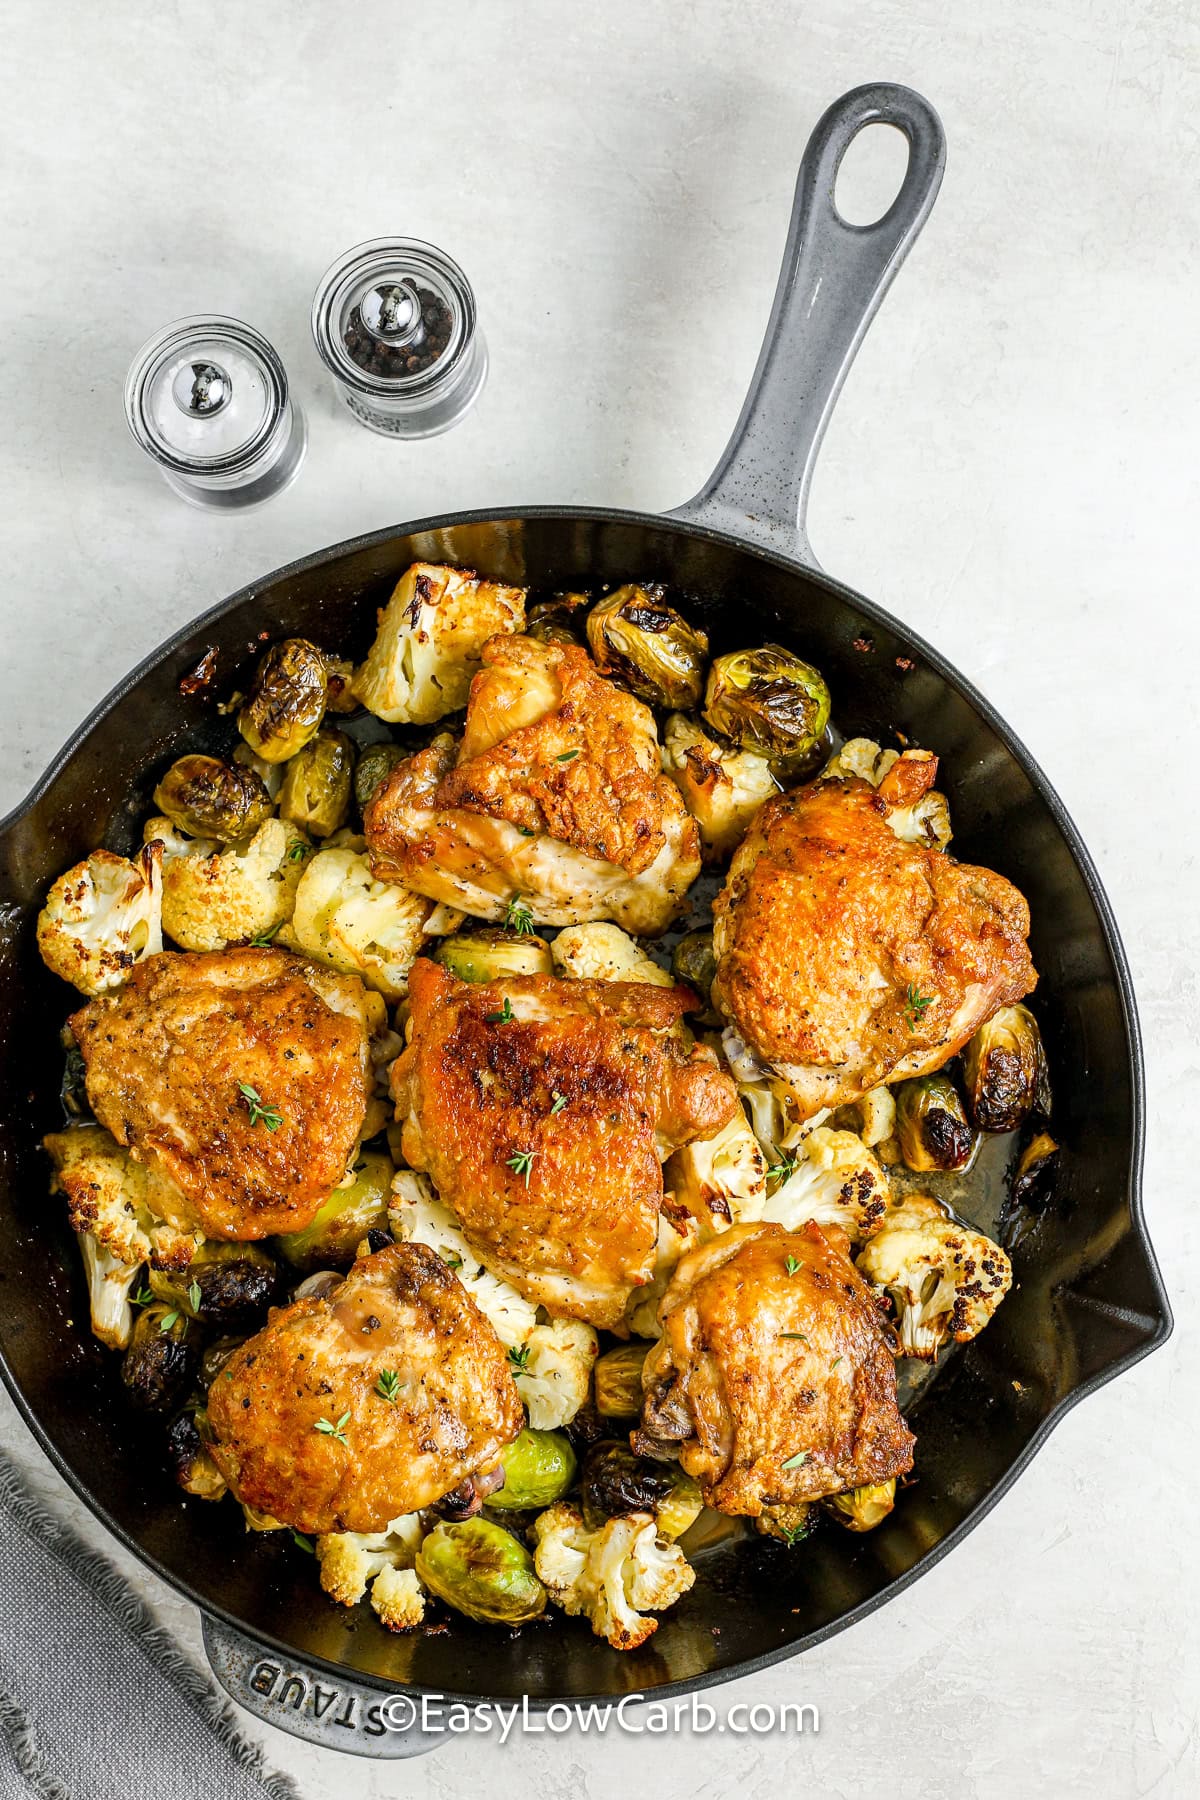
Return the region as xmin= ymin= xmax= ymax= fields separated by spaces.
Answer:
xmin=821 ymin=738 xmax=951 ymax=850
xmin=388 ymin=1170 xmax=537 ymax=1348
xmin=551 ymin=922 xmax=673 ymax=987
xmin=149 ymin=816 xmax=309 ymax=952
xmin=532 ymin=1503 xmax=694 ymax=1651
xmin=514 ymin=1319 xmax=599 ymax=1430
xmin=351 ymin=562 xmax=526 ymax=725
xmin=287 ymin=845 xmax=442 ymax=1000
xmin=316 ymin=1514 xmax=424 ymax=1614
xmin=665 ymin=1111 xmax=766 ymax=1237
xmin=833 ymin=1085 xmax=897 ymax=1150
xmin=762 ymin=1125 xmax=890 ymax=1245
xmin=662 ymin=713 xmax=779 ymax=859
xmin=37 ymin=844 xmax=163 ymax=996
xmin=370 ymin=1565 xmax=426 ymax=1632
xmin=75 ymin=1231 xmax=143 ymax=1351
xmin=625 ymin=1212 xmax=699 ymax=1339
xmin=44 ymin=1125 xmax=200 ymax=1271
xmin=856 ymin=1192 xmax=1012 ymax=1359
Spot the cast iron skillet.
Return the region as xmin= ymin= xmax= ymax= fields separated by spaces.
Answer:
xmin=0 ymin=86 xmax=1171 ymax=1756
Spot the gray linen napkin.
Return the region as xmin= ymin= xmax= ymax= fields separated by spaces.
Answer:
xmin=0 ymin=1448 xmax=299 ymax=1800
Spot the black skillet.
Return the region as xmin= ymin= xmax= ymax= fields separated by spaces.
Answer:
xmin=0 ymin=85 xmax=1171 ymax=1756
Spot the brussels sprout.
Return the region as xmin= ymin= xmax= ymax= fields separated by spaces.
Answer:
xmin=489 ymin=1428 xmax=578 ymax=1511
xmin=198 ymin=1335 xmax=245 ymax=1389
xmin=824 ymin=1480 xmax=896 ymax=1533
xmin=703 ymin=644 xmax=831 ymax=762
xmin=322 ymin=655 xmax=359 ymax=714
xmin=894 ymin=1074 xmax=977 ymax=1173
xmin=527 ymin=594 xmax=588 ymax=648
xmin=238 ymin=638 xmax=328 ymax=764
xmin=432 ymin=926 xmax=553 ymax=984
xmin=593 ymin=1342 xmax=649 ymax=1419
xmin=277 ymin=731 xmax=354 ymax=839
xmin=153 ymin=754 xmax=273 ymax=843
xmin=353 ymin=740 xmax=408 ymax=813
xmin=164 ymin=1409 xmax=227 ymax=1499
xmin=275 ymin=1149 xmax=393 ymax=1270
xmin=122 ymin=1301 xmax=198 ymax=1413
xmin=671 ymin=929 xmax=719 ymax=1022
xmin=580 ymin=1443 xmax=703 ymax=1540
xmin=60 ymin=1029 xmax=90 ymax=1119
xmin=148 ymin=1242 xmax=281 ymax=1328
xmin=586 ymin=585 xmax=708 ymax=709
xmin=1010 ymin=1130 xmax=1059 ymax=1213
xmin=432 ymin=1465 xmax=506 ymax=1522
xmin=962 ymin=1004 xmax=1052 ymax=1133
xmin=415 ymin=1518 xmax=547 ymax=1624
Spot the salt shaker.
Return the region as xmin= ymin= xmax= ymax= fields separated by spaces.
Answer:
xmin=124 ymin=317 xmax=306 ymax=509
xmin=311 ymin=238 xmax=487 ymax=438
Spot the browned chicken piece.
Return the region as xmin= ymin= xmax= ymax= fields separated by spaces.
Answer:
xmin=712 ymin=771 xmax=1037 ymax=1117
xmin=69 ymin=948 xmax=375 ymax=1240
xmin=636 ymin=1221 xmax=914 ymax=1513
xmin=206 ymin=1243 xmax=523 ymax=1534
xmin=392 ymin=957 xmax=738 ymax=1328
xmin=364 ymin=635 xmax=701 ymax=935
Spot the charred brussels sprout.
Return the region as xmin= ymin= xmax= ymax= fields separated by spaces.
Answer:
xmin=164 ymin=1409 xmax=227 ymax=1499
xmin=703 ymin=644 xmax=831 ymax=763
xmin=962 ymin=1004 xmax=1051 ymax=1133
xmin=527 ymin=594 xmax=588 ymax=647
xmin=671 ymin=929 xmax=719 ymax=1021
xmin=1010 ymin=1131 xmax=1059 ymax=1213
xmin=593 ymin=1342 xmax=649 ymax=1420
xmin=353 ymin=740 xmax=408 ymax=813
xmin=153 ymin=754 xmax=272 ymax=843
xmin=432 ymin=926 xmax=553 ymax=984
xmin=277 ymin=731 xmax=354 ymax=839
xmin=238 ymin=638 xmax=328 ymax=764
xmin=275 ymin=1149 xmax=393 ymax=1270
xmin=581 ymin=1443 xmax=703 ymax=1540
xmin=60 ymin=1029 xmax=90 ymax=1119
xmin=149 ymin=1242 xmax=280 ymax=1328
xmin=894 ymin=1074 xmax=977 ymax=1173
xmin=122 ymin=1302 xmax=198 ymax=1413
xmin=489 ymin=1428 xmax=578 ymax=1511
xmin=586 ymin=585 xmax=708 ymax=709
xmin=415 ymin=1518 xmax=547 ymax=1624
xmin=824 ymin=1480 xmax=896 ymax=1533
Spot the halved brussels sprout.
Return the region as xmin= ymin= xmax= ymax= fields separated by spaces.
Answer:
xmin=415 ymin=1518 xmax=547 ymax=1624
xmin=593 ymin=1342 xmax=649 ymax=1419
xmin=894 ymin=1074 xmax=977 ymax=1173
xmin=353 ymin=741 xmax=408 ymax=813
xmin=274 ymin=1149 xmax=393 ymax=1270
xmin=1010 ymin=1130 xmax=1059 ymax=1212
xmin=489 ymin=1428 xmax=578 ymax=1511
xmin=962 ymin=1005 xmax=1051 ymax=1133
xmin=277 ymin=731 xmax=354 ymax=839
xmin=580 ymin=1443 xmax=703 ymax=1540
xmin=238 ymin=638 xmax=328 ymax=764
xmin=148 ymin=1242 xmax=280 ymax=1327
xmin=122 ymin=1301 xmax=198 ymax=1413
xmin=432 ymin=926 xmax=553 ymax=984
xmin=824 ymin=1480 xmax=896 ymax=1532
xmin=153 ymin=754 xmax=273 ymax=843
xmin=586 ymin=585 xmax=708 ymax=709
xmin=671 ymin=929 xmax=719 ymax=1022
xmin=527 ymin=594 xmax=588 ymax=648
xmin=703 ymin=645 xmax=831 ymax=762
xmin=164 ymin=1409 xmax=227 ymax=1499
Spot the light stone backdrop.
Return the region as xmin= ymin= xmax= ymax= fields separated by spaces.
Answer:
xmin=1 ymin=1 xmax=1197 ymax=1795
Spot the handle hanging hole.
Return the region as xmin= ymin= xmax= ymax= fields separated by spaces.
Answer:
xmin=833 ymin=122 xmax=911 ymax=226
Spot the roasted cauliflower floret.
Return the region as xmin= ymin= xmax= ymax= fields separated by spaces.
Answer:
xmin=369 ymin=1566 xmax=427 ymax=1632
xmin=532 ymin=1502 xmax=694 ymax=1650
xmin=148 ymin=816 xmax=309 ymax=952
xmin=662 ymin=713 xmax=779 ymax=859
xmin=37 ymin=844 xmax=163 ymax=996
xmin=821 ymin=738 xmax=951 ymax=850
xmin=551 ymin=923 xmax=673 ymax=988
xmin=625 ymin=1213 xmax=699 ymax=1339
xmin=286 ymin=845 xmax=448 ymax=1000
xmin=44 ymin=1125 xmax=199 ymax=1272
xmin=513 ymin=1319 xmax=600 ymax=1430
xmin=856 ymin=1192 xmax=1012 ymax=1359
xmin=351 ymin=562 xmax=526 ymax=724
xmin=834 ymin=1084 xmax=897 ymax=1150
xmin=388 ymin=1169 xmax=539 ymax=1348
xmin=75 ymin=1232 xmax=143 ymax=1351
xmin=762 ymin=1125 xmax=890 ymax=1245
xmin=316 ymin=1514 xmax=424 ymax=1605
xmin=665 ymin=1110 xmax=767 ymax=1236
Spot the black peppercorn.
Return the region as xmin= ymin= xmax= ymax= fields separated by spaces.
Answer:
xmin=342 ymin=285 xmax=453 ymax=380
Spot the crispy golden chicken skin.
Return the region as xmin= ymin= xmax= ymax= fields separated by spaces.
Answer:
xmin=392 ymin=958 xmax=738 ymax=1327
xmin=206 ymin=1243 xmax=523 ymax=1533
xmin=69 ymin=948 xmax=374 ymax=1240
xmin=636 ymin=1221 xmax=914 ymax=1513
xmin=713 ymin=775 xmax=1036 ymax=1116
xmin=364 ymin=635 xmax=701 ymax=934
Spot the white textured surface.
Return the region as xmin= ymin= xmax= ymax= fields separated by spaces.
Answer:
xmin=1 ymin=1 xmax=1196 ymax=1795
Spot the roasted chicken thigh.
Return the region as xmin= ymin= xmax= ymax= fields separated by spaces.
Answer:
xmin=713 ymin=771 xmax=1036 ymax=1117
xmin=206 ymin=1243 xmax=523 ymax=1533
xmin=636 ymin=1221 xmax=915 ymax=1513
xmin=392 ymin=957 xmax=739 ymax=1327
xmin=69 ymin=948 xmax=376 ymax=1239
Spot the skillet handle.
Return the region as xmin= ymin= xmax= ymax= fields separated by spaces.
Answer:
xmin=669 ymin=82 xmax=945 ymax=569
